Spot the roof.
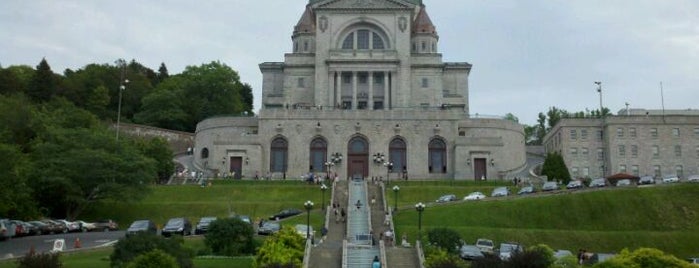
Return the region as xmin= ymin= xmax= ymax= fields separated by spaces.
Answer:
xmin=294 ymin=5 xmax=316 ymax=34
xmin=309 ymin=0 xmax=422 ymax=5
xmin=412 ymin=5 xmax=436 ymax=35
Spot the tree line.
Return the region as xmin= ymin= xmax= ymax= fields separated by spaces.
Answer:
xmin=504 ymin=107 xmax=611 ymax=146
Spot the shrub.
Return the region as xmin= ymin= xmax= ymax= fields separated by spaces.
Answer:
xmin=16 ymin=249 xmax=62 ymax=268
xmin=254 ymin=226 xmax=304 ymax=268
xmin=205 ymin=217 xmax=255 ymax=256
xmin=110 ymin=232 xmax=193 ymax=268
xmin=426 ymin=227 xmax=462 ymax=254
xmin=470 ymin=254 xmax=505 ymax=268
xmin=424 ymin=248 xmax=467 ymax=268
xmin=125 ymin=249 xmax=178 ymax=268
xmin=593 ymin=248 xmax=692 ymax=268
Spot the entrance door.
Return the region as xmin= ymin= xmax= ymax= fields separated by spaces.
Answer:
xmin=474 ymin=158 xmax=487 ymax=181
xmin=347 ymin=137 xmax=369 ymax=179
xmin=230 ymin=157 xmax=243 ymax=180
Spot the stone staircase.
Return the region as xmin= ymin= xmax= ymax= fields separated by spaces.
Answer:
xmin=386 ymin=247 xmax=421 ymax=268
xmin=308 ymin=181 xmax=348 ymax=268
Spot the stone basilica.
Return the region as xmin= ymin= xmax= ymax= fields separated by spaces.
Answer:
xmin=193 ymin=0 xmax=526 ymax=181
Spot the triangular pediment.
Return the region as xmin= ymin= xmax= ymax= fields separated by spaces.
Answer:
xmin=314 ymin=0 xmax=413 ymax=10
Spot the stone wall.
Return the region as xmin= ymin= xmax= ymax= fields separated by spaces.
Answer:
xmin=116 ymin=123 xmax=194 ymax=155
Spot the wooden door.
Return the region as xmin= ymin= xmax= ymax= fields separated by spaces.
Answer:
xmin=474 ymin=158 xmax=487 ymax=181
xmin=230 ymin=157 xmax=243 ymax=180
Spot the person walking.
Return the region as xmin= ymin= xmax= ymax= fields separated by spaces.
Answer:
xmin=372 ymin=256 xmax=381 ymax=268
xmin=340 ymin=208 xmax=346 ymax=222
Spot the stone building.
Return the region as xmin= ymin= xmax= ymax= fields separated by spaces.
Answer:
xmin=193 ymin=0 xmax=526 ymax=180
xmin=543 ymin=109 xmax=699 ymax=179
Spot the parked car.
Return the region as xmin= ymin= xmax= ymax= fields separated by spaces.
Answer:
xmin=94 ymin=219 xmax=119 ymax=232
xmin=662 ymin=175 xmax=679 ymax=183
xmin=687 ymin=257 xmax=699 ymax=265
xmin=460 ymin=244 xmax=485 ymax=260
xmin=688 ymin=175 xmax=699 ymax=183
xmin=42 ymin=220 xmax=68 ymax=234
xmin=464 ymin=192 xmax=486 ymax=201
xmin=75 ymin=220 xmax=96 ymax=232
xmin=12 ymin=220 xmax=38 ymax=236
xmin=195 ymin=217 xmax=218 ymax=235
xmin=0 ymin=219 xmax=9 ymax=240
xmin=475 ymin=238 xmax=495 ymax=254
xmin=28 ymin=221 xmax=52 ymax=235
xmin=235 ymin=215 xmax=252 ymax=224
xmin=542 ymin=181 xmax=559 ymax=191
xmin=566 ymin=180 xmax=583 ymax=189
xmin=639 ymin=176 xmax=655 ymax=185
xmin=491 ymin=187 xmax=509 ymax=197
xmin=269 ymin=209 xmax=303 ymax=221
xmin=161 ymin=218 xmax=192 ymax=237
xmin=257 ymin=221 xmax=281 ymax=235
xmin=56 ymin=220 xmax=81 ymax=233
xmin=517 ymin=186 xmax=535 ymax=195
xmin=589 ymin=178 xmax=607 ymax=187
xmin=127 ymin=220 xmax=158 ymax=236
xmin=294 ymin=224 xmax=314 ymax=239
xmin=499 ymin=242 xmax=523 ymax=260
xmin=616 ymin=179 xmax=632 ymax=187
xmin=436 ymin=194 xmax=458 ymax=203
xmin=554 ymin=249 xmax=573 ymax=259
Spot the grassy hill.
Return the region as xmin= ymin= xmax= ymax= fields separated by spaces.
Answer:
xmin=392 ymin=183 xmax=699 ymax=258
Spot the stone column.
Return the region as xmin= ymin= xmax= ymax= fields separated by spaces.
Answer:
xmin=368 ymin=71 xmax=374 ymax=110
xmin=384 ymin=72 xmax=390 ymax=110
xmin=352 ymin=71 xmax=358 ymax=110
xmin=335 ymin=72 xmax=342 ymax=109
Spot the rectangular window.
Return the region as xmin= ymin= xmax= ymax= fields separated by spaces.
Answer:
xmin=675 ymin=145 xmax=682 ymax=157
xmin=374 ymin=73 xmax=384 ymax=84
xmin=372 ymin=33 xmax=384 ymax=49
xmin=581 ymin=129 xmax=588 ymax=140
xmin=582 ymin=147 xmax=589 ymax=157
xmin=597 ymin=148 xmax=604 ymax=160
xmin=357 ymin=30 xmax=370 ymax=49
xmin=617 ymin=128 xmax=624 ymax=138
xmin=631 ymin=145 xmax=638 ymax=158
xmin=598 ymin=130 xmax=604 ymax=141
xmin=572 ymin=167 xmax=579 ymax=178
xmin=673 ymin=128 xmax=680 ymax=137
xmin=342 ymin=33 xmax=354 ymax=49
xmin=421 ymin=78 xmax=429 ymax=88
xmin=631 ymin=165 xmax=639 ymax=176
xmin=357 ymin=101 xmax=367 ymax=110
xmin=630 ymin=128 xmax=637 ymax=138
xmin=652 ymin=145 xmax=660 ymax=158
xmin=583 ymin=167 xmax=590 ymax=177
xmin=570 ymin=130 xmax=577 ymax=140
xmin=297 ymin=77 xmax=305 ymax=88
xmin=358 ymin=73 xmax=368 ymax=84
xmin=373 ymin=101 xmax=384 ymax=110
xmin=303 ymin=41 xmax=309 ymax=52
xmin=619 ymin=164 xmax=627 ymax=173
xmin=342 ymin=74 xmax=351 ymax=84
xmin=571 ymin=148 xmax=578 ymax=157
xmin=421 ymin=41 xmax=426 ymax=51
xmin=654 ymin=165 xmax=661 ymax=178
xmin=618 ymin=145 xmax=626 ymax=157
xmin=676 ymin=165 xmax=684 ymax=178
xmin=650 ymin=128 xmax=658 ymax=138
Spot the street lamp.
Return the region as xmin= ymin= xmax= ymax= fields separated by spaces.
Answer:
xmin=324 ymin=161 xmax=334 ymax=180
xmin=392 ymin=185 xmax=400 ymax=212
xmin=383 ymin=161 xmax=393 ymax=184
xmin=415 ymin=202 xmax=425 ymax=241
xmin=304 ymin=200 xmax=314 ymax=243
xmin=595 ymin=81 xmax=603 ymax=118
xmin=320 ymin=184 xmax=328 ymax=211
xmin=115 ymin=61 xmax=129 ymax=141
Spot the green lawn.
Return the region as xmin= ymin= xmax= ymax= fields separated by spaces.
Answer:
xmin=393 ymin=183 xmax=699 ymax=258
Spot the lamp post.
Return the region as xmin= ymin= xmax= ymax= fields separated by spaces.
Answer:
xmin=392 ymin=185 xmax=400 ymax=212
xmin=320 ymin=184 xmax=328 ymax=211
xmin=383 ymin=161 xmax=393 ymax=184
xmin=304 ymin=200 xmax=314 ymax=243
xmin=415 ymin=202 xmax=425 ymax=241
xmin=324 ymin=161 xmax=334 ymax=180
xmin=595 ymin=81 xmax=603 ymax=117
xmin=115 ymin=60 xmax=129 ymax=142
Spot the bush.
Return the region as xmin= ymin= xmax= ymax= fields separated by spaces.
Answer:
xmin=254 ymin=226 xmax=304 ymax=268
xmin=110 ymin=232 xmax=193 ymax=268
xmin=470 ymin=254 xmax=505 ymax=268
xmin=507 ymin=249 xmax=553 ymax=268
xmin=424 ymin=248 xmax=467 ymax=268
xmin=593 ymin=248 xmax=692 ymax=268
xmin=426 ymin=228 xmax=462 ymax=254
xmin=205 ymin=217 xmax=255 ymax=256
xmin=16 ymin=249 xmax=62 ymax=268
xmin=125 ymin=249 xmax=178 ymax=268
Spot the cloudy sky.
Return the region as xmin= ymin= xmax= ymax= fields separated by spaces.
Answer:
xmin=1 ymin=0 xmax=697 ymax=125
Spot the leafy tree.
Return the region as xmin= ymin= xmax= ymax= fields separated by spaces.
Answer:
xmin=546 ymin=106 xmax=569 ymax=131
xmin=426 ymin=228 xmax=462 ymax=254
xmin=524 ymin=125 xmax=539 ymax=145
xmin=0 ymin=143 xmax=38 ymax=219
xmin=205 ymin=218 xmax=256 ymax=256
xmin=134 ymin=137 xmax=175 ymax=184
xmin=254 ymin=226 xmax=305 ymax=268
xmin=85 ymin=85 xmax=111 ymax=118
xmin=506 ymin=244 xmax=555 ymax=268
xmin=470 ymin=254 xmax=505 ymax=268
xmin=110 ymin=233 xmax=193 ymax=268
xmin=535 ymin=112 xmax=547 ymax=145
xmin=0 ymin=68 xmax=23 ymax=95
xmin=503 ymin=113 xmax=519 ymax=123
xmin=27 ymin=58 xmax=59 ymax=102
xmin=240 ymin=83 xmax=254 ymax=115
xmin=0 ymin=94 xmax=39 ymax=152
xmin=157 ymin=62 xmax=169 ymax=83
xmin=593 ymin=248 xmax=692 ymax=268
xmin=5 ymin=65 xmax=35 ymax=93
xmin=133 ymin=77 xmax=189 ymax=131
xmin=424 ymin=248 xmax=467 ymax=268
xmin=541 ymin=152 xmax=571 ymax=184
xmin=125 ymin=249 xmax=178 ymax=268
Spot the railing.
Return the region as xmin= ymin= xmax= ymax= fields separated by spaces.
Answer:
xmin=342 ymin=240 xmax=348 ymax=268
xmin=379 ymin=240 xmax=388 ymax=268
xmin=302 ymin=239 xmax=312 ymax=268
xmin=416 ymin=240 xmax=426 ymax=268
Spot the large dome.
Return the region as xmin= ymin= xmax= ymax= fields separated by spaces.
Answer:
xmin=309 ymin=0 xmax=423 ymax=5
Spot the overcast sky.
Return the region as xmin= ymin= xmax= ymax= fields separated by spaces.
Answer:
xmin=1 ymin=0 xmax=697 ymax=125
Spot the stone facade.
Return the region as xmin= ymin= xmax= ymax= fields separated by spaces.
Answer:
xmin=543 ymin=109 xmax=699 ymax=179
xmin=194 ymin=0 xmax=526 ymax=180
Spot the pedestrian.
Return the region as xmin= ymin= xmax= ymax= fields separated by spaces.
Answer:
xmin=334 ymin=207 xmax=339 ymax=223
xmin=371 ymin=195 xmax=376 ymax=206
xmin=577 ymin=249 xmax=585 ymax=265
xmin=372 ymin=256 xmax=381 ymax=268
xmin=321 ymin=226 xmax=328 ymax=243
xmin=341 ymin=208 xmax=346 ymax=222
xmin=356 ymin=199 xmax=362 ymax=210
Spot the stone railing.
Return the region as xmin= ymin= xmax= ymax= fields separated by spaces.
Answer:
xmin=302 ymin=239 xmax=312 ymax=268
xmin=416 ymin=240 xmax=426 ymax=268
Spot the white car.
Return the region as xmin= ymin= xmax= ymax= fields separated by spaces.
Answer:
xmin=662 ymin=175 xmax=679 ymax=183
xmin=491 ymin=187 xmax=509 ymax=197
xmin=464 ymin=192 xmax=486 ymax=201
xmin=294 ymin=224 xmax=314 ymax=239
xmin=499 ymin=242 xmax=523 ymax=260
xmin=589 ymin=178 xmax=607 ymax=187
xmin=615 ymin=179 xmax=631 ymax=187
xmin=475 ymin=238 xmax=494 ymax=254
xmin=688 ymin=175 xmax=699 ymax=183
xmin=75 ymin=220 xmax=96 ymax=232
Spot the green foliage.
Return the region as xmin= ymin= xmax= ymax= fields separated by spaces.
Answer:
xmin=133 ymin=137 xmax=175 ymax=184
xmin=133 ymin=77 xmax=189 ymax=131
xmin=507 ymin=245 xmax=555 ymax=268
xmin=470 ymin=254 xmax=505 ymax=268
xmin=205 ymin=218 xmax=256 ymax=256
xmin=593 ymin=248 xmax=692 ymax=268
xmin=16 ymin=249 xmax=62 ymax=268
xmin=125 ymin=249 xmax=178 ymax=268
xmin=426 ymin=228 xmax=462 ymax=254
xmin=254 ymin=226 xmax=304 ymax=268
xmin=110 ymin=232 xmax=193 ymax=268
xmin=552 ymin=255 xmax=579 ymax=268
xmin=541 ymin=152 xmax=571 ymax=184
xmin=0 ymin=143 xmax=38 ymax=219
xmin=27 ymin=58 xmax=59 ymax=102
xmin=527 ymin=244 xmax=556 ymax=267
xmin=424 ymin=247 xmax=467 ymax=268
xmin=503 ymin=113 xmax=519 ymax=123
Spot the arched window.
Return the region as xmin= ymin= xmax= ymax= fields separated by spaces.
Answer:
xmin=340 ymin=27 xmax=388 ymax=50
xmin=428 ymin=138 xmax=447 ymax=174
xmin=389 ymin=138 xmax=407 ymax=173
xmin=270 ymin=137 xmax=288 ymax=172
xmin=201 ymin=148 xmax=209 ymax=159
xmin=310 ymin=138 xmax=327 ymax=172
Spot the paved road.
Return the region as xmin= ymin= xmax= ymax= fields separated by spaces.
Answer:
xmin=0 ymin=231 xmax=125 ymax=260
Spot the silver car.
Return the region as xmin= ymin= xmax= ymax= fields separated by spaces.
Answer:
xmin=616 ymin=179 xmax=631 ymax=187
xmin=436 ymin=194 xmax=457 ymax=203
xmin=460 ymin=245 xmax=485 ymax=260
xmin=499 ymin=242 xmax=523 ymax=260
xmin=589 ymin=178 xmax=607 ymax=187
xmin=542 ymin=181 xmax=559 ymax=191
xmin=491 ymin=187 xmax=509 ymax=197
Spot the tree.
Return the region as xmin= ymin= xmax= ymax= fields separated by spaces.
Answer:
xmin=205 ymin=218 xmax=256 ymax=256
xmin=240 ymin=83 xmax=254 ymax=115
xmin=0 ymin=68 xmax=23 ymax=95
xmin=85 ymin=85 xmax=111 ymax=118
xmin=535 ymin=112 xmax=547 ymax=145
xmin=157 ymin=63 xmax=169 ymax=83
xmin=503 ymin=113 xmax=519 ymax=123
xmin=27 ymin=58 xmax=59 ymax=102
xmin=110 ymin=233 xmax=193 ymax=268
xmin=254 ymin=226 xmax=304 ymax=268
xmin=546 ymin=107 xmax=568 ymax=131
xmin=134 ymin=137 xmax=175 ymax=184
xmin=426 ymin=228 xmax=462 ymax=254
xmin=506 ymin=244 xmax=555 ymax=268
xmin=133 ymin=77 xmax=189 ymax=131
xmin=0 ymin=143 xmax=38 ymax=219
xmin=593 ymin=248 xmax=691 ymax=268
xmin=541 ymin=152 xmax=571 ymax=184
xmin=125 ymin=249 xmax=178 ymax=268
xmin=424 ymin=248 xmax=467 ymax=268
xmin=0 ymin=94 xmax=39 ymax=152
